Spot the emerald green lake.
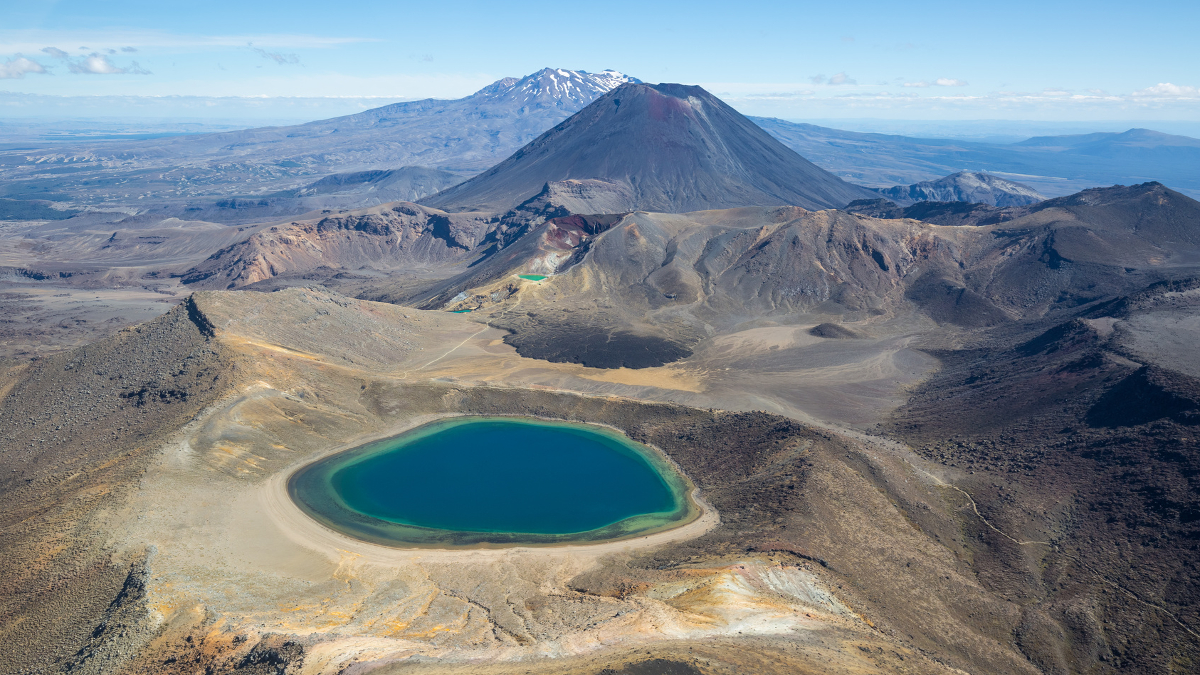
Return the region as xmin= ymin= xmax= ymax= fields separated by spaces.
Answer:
xmin=517 ymin=274 xmax=547 ymax=281
xmin=288 ymin=417 xmax=695 ymax=547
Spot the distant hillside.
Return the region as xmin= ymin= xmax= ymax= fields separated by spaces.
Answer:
xmin=753 ymin=118 xmax=1200 ymax=199
xmin=878 ymin=171 xmax=1045 ymax=207
xmin=844 ymin=198 xmax=1016 ymax=226
xmin=423 ymin=83 xmax=878 ymax=213
xmin=0 ymin=198 xmax=79 ymax=221
xmin=283 ymin=167 xmax=462 ymax=201
xmin=131 ymin=166 xmax=464 ymax=226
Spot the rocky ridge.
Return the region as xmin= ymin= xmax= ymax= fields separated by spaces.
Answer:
xmin=878 ymin=170 xmax=1046 ymax=207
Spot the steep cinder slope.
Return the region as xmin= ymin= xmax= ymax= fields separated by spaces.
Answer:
xmin=422 ymin=83 xmax=879 ymax=213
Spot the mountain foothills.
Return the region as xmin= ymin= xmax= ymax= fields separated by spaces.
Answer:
xmin=0 ymin=68 xmax=1199 ymax=675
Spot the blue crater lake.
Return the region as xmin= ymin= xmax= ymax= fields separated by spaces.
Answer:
xmin=287 ymin=417 xmax=697 ymax=547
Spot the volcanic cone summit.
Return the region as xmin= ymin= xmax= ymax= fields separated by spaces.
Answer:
xmin=423 ymin=82 xmax=879 ymax=213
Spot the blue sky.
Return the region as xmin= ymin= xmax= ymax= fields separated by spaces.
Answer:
xmin=1 ymin=0 xmax=1198 ymax=123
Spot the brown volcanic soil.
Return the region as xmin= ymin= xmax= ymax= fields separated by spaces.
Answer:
xmin=884 ymin=280 xmax=1200 ymax=673
xmin=0 ymin=299 xmax=236 ymax=674
xmin=2 ymin=181 xmax=1200 ymax=674
xmin=0 ymin=287 xmax=1092 ymax=675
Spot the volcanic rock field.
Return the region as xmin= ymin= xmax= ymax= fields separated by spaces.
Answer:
xmin=0 ymin=76 xmax=1198 ymax=675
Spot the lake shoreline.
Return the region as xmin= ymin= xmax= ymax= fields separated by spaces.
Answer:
xmin=280 ymin=414 xmax=711 ymax=551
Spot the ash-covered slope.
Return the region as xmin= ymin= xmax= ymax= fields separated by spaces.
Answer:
xmin=180 ymin=203 xmax=497 ymax=290
xmin=412 ymin=182 xmax=1200 ymax=368
xmin=422 ymin=83 xmax=879 ymax=213
xmin=878 ymin=170 xmax=1045 ymax=207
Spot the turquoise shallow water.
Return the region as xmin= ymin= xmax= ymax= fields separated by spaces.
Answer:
xmin=288 ymin=417 xmax=695 ymax=547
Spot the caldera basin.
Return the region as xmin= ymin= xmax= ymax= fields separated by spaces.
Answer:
xmin=287 ymin=416 xmax=697 ymax=547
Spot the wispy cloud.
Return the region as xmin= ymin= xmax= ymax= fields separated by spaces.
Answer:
xmin=905 ymin=77 xmax=968 ymax=88
xmin=1134 ymin=83 xmax=1200 ymax=98
xmin=810 ymin=72 xmax=856 ymax=86
xmin=0 ymin=30 xmax=373 ymax=54
xmin=41 ymin=46 xmax=69 ymax=59
xmin=718 ymin=89 xmax=816 ymax=100
xmin=0 ymin=55 xmax=48 ymax=79
xmin=249 ymin=43 xmax=300 ymax=65
xmin=705 ymin=80 xmax=1200 ymax=116
xmin=67 ymin=53 xmax=150 ymax=75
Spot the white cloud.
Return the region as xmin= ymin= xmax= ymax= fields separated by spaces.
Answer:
xmin=41 ymin=46 xmax=69 ymax=59
xmin=903 ymin=81 xmax=930 ymax=88
xmin=66 ymin=53 xmax=150 ymax=75
xmin=120 ymin=46 xmax=137 ymax=53
xmin=1133 ymin=83 xmax=1200 ymax=98
xmin=68 ymin=53 xmax=124 ymax=74
xmin=0 ymin=55 xmax=47 ymax=79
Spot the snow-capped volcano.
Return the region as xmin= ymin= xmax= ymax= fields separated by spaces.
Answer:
xmin=471 ymin=68 xmax=641 ymax=110
xmin=56 ymin=69 xmax=647 ymax=180
xmin=424 ymin=82 xmax=880 ymax=213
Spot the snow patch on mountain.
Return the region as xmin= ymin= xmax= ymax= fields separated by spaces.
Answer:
xmin=878 ymin=171 xmax=1046 ymax=207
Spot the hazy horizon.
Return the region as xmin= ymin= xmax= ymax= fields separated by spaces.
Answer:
xmin=2 ymin=103 xmax=1198 ymax=145
xmin=3 ymin=0 xmax=1197 ymax=124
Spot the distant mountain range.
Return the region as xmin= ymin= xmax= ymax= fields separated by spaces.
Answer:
xmin=1 ymin=67 xmax=1197 ymax=221
xmin=877 ymin=171 xmax=1045 ymax=207
xmin=754 ymin=120 xmax=1200 ymax=198
xmin=105 ymin=68 xmax=641 ymax=175
xmin=423 ymin=83 xmax=878 ymax=213
xmin=0 ymin=69 xmax=641 ymax=211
